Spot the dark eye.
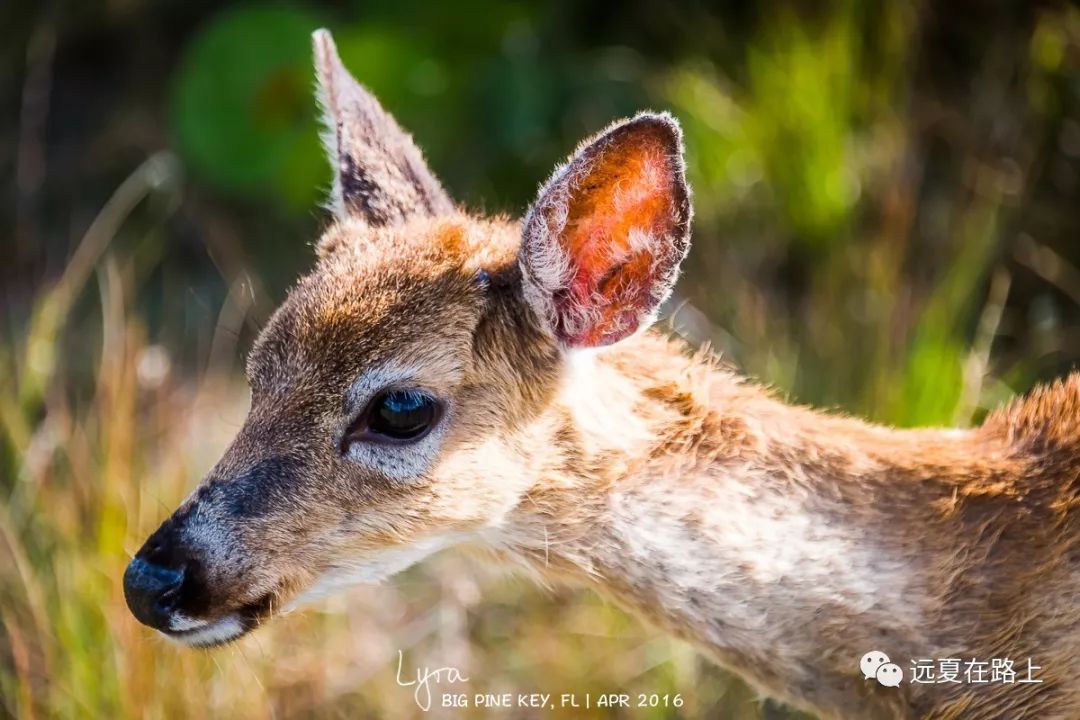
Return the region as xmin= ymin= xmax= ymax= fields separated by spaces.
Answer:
xmin=346 ymin=389 xmax=440 ymax=446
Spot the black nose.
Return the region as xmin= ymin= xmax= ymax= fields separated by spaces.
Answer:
xmin=123 ymin=556 xmax=185 ymax=630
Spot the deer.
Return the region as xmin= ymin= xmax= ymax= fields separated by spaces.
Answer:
xmin=122 ymin=29 xmax=1080 ymax=720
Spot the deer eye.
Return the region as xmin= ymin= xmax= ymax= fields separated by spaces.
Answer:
xmin=345 ymin=389 xmax=441 ymax=447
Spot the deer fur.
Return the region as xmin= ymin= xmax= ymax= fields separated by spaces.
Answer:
xmin=126 ymin=29 xmax=1080 ymax=720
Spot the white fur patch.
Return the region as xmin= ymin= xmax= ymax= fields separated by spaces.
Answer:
xmin=168 ymin=613 xmax=209 ymax=633
xmin=561 ymin=349 xmax=653 ymax=456
xmin=163 ymin=615 xmax=245 ymax=648
xmin=607 ymin=469 xmax=921 ymax=644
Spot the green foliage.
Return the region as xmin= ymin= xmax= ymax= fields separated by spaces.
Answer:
xmin=172 ymin=5 xmax=325 ymax=207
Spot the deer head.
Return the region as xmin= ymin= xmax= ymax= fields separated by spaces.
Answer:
xmin=123 ymin=29 xmax=691 ymax=647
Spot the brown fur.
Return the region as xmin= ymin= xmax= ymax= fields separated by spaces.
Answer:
xmin=128 ymin=30 xmax=1080 ymax=720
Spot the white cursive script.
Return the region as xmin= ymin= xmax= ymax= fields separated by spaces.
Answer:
xmin=395 ymin=649 xmax=470 ymax=711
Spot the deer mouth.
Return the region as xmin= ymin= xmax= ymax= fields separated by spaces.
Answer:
xmin=160 ymin=592 xmax=276 ymax=648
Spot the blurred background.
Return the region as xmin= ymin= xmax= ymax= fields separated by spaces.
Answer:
xmin=2 ymin=1 xmax=1079 ymax=718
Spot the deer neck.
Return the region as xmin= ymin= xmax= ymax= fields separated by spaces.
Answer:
xmin=498 ymin=331 xmax=987 ymax=719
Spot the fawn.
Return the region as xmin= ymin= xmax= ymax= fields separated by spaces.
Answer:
xmin=123 ymin=29 xmax=1080 ymax=720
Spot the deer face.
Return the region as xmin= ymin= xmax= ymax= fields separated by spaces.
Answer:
xmin=123 ymin=30 xmax=690 ymax=647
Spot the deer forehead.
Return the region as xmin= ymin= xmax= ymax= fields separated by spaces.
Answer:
xmin=245 ymin=216 xmax=525 ymax=400
xmin=316 ymin=214 xmax=521 ymax=271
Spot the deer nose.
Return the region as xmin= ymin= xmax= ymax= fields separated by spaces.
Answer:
xmin=123 ymin=556 xmax=186 ymax=630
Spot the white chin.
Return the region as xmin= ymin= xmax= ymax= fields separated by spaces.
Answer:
xmin=162 ymin=614 xmax=246 ymax=648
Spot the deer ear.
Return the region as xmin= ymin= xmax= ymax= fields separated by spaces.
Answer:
xmin=312 ymin=30 xmax=453 ymax=226
xmin=520 ymin=113 xmax=692 ymax=348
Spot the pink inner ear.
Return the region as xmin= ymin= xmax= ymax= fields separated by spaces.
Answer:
xmin=554 ymin=131 xmax=682 ymax=347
